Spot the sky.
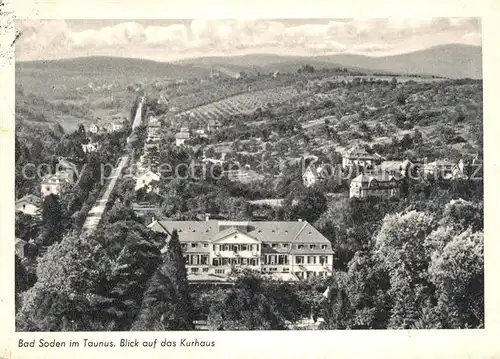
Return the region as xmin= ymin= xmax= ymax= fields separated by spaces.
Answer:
xmin=15 ymin=18 xmax=482 ymax=62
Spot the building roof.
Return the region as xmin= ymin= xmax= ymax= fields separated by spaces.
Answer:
xmin=150 ymin=220 xmax=332 ymax=247
xmin=41 ymin=174 xmax=62 ymax=185
xmin=57 ymin=157 xmax=77 ymax=170
xmin=380 ymin=161 xmax=403 ymax=172
xmin=175 ymin=131 xmax=190 ymax=139
xmin=351 ymin=172 xmax=401 ymax=185
xmin=343 ymin=147 xmax=380 ymax=160
xmin=427 ymin=159 xmax=455 ymax=167
xmin=15 ymin=194 xmax=41 ymax=206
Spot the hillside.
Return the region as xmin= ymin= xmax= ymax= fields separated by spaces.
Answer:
xmin=176 ymin=44 xmax=482 ymax=79
xmin=317 ymin=44 xmax=482 ymax=79
xmin=16 ymin=56 xmax=211 ymax=80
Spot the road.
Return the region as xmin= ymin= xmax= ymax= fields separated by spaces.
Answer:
xmin=81 ymin=94 xmax=145 ymax=235
xmin=81 ymin=155 xmax=129 ymax=235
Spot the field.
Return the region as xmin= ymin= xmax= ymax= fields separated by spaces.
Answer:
xmin=176 ymin=86 xmax=302 ymax=122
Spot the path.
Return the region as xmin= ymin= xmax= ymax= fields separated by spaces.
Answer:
xmin=81 ymin=155 xmax=129 ymax=235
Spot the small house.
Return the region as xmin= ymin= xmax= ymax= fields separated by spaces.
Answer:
xmin=41 ymin=175 xmax=63 ymax=197
xmin=89 ymin=123 xmax=100 ymax=134
xmin=342 ymin=147 xmax=381 ymax=170
xmin=175 ymin=131 xmax=190 ymax=147
xmin=15 ymin=194 xmax=41 ymax=216
xmin=135 ymin=170 xmax=161 ymax=192
xmin=350 ymin=172 xmax=402 ymax=199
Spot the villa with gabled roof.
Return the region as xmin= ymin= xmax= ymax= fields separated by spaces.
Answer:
xmin=350 ymin=172 xmax=402 ymax=199
xmin=342 ymin=147 xmax=382 ymax=169
xmin=15 ymin=194 xmax=41 ymax=216
xmin=148 ymin=219 xmax=334 ymax=283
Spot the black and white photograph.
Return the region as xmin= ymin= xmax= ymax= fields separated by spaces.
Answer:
xmin=13 ymin=17 xmax=484 ymax=333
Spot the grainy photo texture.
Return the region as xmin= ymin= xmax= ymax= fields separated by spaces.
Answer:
xmin=14 ymin=18 xmax=483 ymax=332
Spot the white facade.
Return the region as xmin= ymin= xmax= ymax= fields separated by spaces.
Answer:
xmin=41 ymin=176 xmax=62 ymax=197
xmin=15 ymin=195 xmax=41 ymax=216
xmin=89 ymin=124 xmax=100 ymax=133
xmin=135 ymin=171 xmax=161 ymax=191
xmin=82 ymin=143 xmax=99 ymax=153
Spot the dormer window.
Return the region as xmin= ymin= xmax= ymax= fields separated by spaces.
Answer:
xmin=297 ymin=244 xmax=304 ymax=250
xmin=321 ymin=244 xmax=328 ymax=250
xmin=271 ymin=244 xmax=278 ymax=249
xmin=309 ymin=244 xmax=316 ymax=250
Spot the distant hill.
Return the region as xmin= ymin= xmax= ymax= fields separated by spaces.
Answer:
xmin=16 ymin=44 xmax=481 ymax=81
xmin=316 ymin=44 xmax=482 ymax=79
xmin=176 ymin=44 xmax=482 ymax=79
xmin=16 ymin=56 xmax=211 ymax=79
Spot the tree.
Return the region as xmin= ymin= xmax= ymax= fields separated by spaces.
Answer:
xmin=374 ymin=210 xmax=437 ymax=329
xmin=16 ymin=232 xmax=112 ymax=331
xmin=289 ymin=187 xmax=327 ymax=223
xmin=207 ymin=274 xmax=287 ymax=330
xmin=322 ymin=275 xmax=353 ymax=329
xmin=428 ymin=230 xmax=484 ymax=328
xmin=40 ymin=194 xmax=64 ymax=246
xmin=131 ymin=264 xmax=177 ymax=331
xmin=15 ymin=255 xmax=29 ymax=312
xmin=162 ymin=229 xmax=194 ymax=330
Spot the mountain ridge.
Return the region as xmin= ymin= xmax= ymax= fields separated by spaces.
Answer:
xmin=17 ymin=44 xmax=482 ymax=79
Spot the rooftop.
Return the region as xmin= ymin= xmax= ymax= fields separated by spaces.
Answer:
xmin=175 ymin=132 xmax=190 ymax=139
xmin=149 ymin=220 xmax=333 ymax=246
xmin=16 ymin=194 xmax=41 ymax=206
xmin=351 ymin=172 xmax=402 ymax=184
xmin=343 ymin=147 xmax=380 ymax=160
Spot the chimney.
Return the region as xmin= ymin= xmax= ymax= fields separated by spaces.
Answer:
xmin=205 ymin=213 xmax=210 ymax=221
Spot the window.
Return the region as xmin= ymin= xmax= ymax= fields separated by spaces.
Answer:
xmin=191 ymin=243 xmax=197 ymax=248
xmin=250 ymin=259 xmax=257 ymax=266
xmin=271 ymin=244 xmax=278 ymax=249
xmin=297 ymin=244 xmax=304 ymax=250
xmin=320 ymin=256 xmax=328 ymax=265
xmin=215 ymin=269 xmax=225 ymax=274
xmin=282 ymin=243 xmax=289 ymax=249
xmin=202 ymin=268 xmax=209 ymax=272
xmin=213 ymin=244 xmax=219 ymax=251
xmin=212 ymin=258 xmax=219 ymax=266
xmin=295 ymin=256 xmax=304 ymax=264
xmin=283 ymin=268 xmax=290 ymax=272
xmin=223 ymin=244 xmax=229 ymax=251
xmin=321 ymin=244 xmax=328 ymax=250
xmin=309 ymin=244 xmax=316 ymax=250
xmin=241 ymin=244 xmax=247 ymax=251
xmin=184 ymin=255 xmax=189 ymax=264
xmin=307 ymin=256 xmax=316 ymax=264
xmin=203 ymin=243 xmax=208 ymax=248
xmin=191 ymin=268 xmax=199 ymax=273
xmin=233 ymin=245 xmax=239 ymax=253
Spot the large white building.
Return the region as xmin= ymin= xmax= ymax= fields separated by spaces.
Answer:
xmin=148 ymin=219 xmax=334 ymax=282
